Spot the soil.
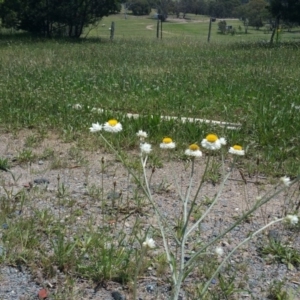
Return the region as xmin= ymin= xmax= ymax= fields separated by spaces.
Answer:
xmin=0 ymin=131 xmax=300 ymax=300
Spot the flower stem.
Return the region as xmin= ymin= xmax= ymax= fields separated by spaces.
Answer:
xmin=200 ymin=218 xmax=284 ymax=298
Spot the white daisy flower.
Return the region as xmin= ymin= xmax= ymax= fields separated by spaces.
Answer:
xmin=229 ymin=145 xmax=245 ymax=156
xmin=185 ymin=144 xmax=202 ymax=157
xmin=136 ymin=130 xmax=148 ymax=140
xmin=103 ymin=119 xmax=122 ymax=133
xmin=140 ymin=143 xmax=152 ymax=154
xmin=280 ymin=176 xmax=291 ymax=187
xmin=285 ymin=215 xmax=298 ymax=225
xmin=215 ymin=246 xmax=224 ymax=257
xmin=201 ymin=134 xmax=222 ymax=150
xmin=142 ymin=237 xmax=156 ymax=249
xmin=160 ymin=137 xmax=176 ymax=149
xmin=219 ymin=137 xmax=227 ymax=145
xmin=89 ymin=122 xmax=102 ymax=132
xmin=91 ymin=107 xmax=104 ymax=113
xmin=72 ymin=103 xmax=82 ymax=110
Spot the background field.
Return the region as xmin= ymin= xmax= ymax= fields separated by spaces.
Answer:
xmin=88 ymin=12 xmax=300 ymax=43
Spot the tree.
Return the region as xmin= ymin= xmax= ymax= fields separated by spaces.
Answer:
xmin=0 ymin=0 xmax=121 ymax=37
xmin=268 ymin=0 xmax=300 ymax=24
xmin=130 ymin=0 xmax=151 ymax=15
xmin=234 ymin=0 xmax=270 ymax=29
xmin=208 ymin=0 xmax=241 ymax=18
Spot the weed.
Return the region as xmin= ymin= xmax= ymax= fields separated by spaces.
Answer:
xmin=268 ymin=280 xmax=290 ymax=300
xmin=39 ymin=147 xmax=55 ymax=160
xmin=17 ymin=149 xmax=36 ymax=164
xmin=259 ymin=239 xmax=300 ymax=270
xmin=24 ymin=134 xmax=43 ymax=148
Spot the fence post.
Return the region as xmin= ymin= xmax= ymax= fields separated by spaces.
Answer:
xmin=160 ymin=19 xmax=162 ymax=39
xmin=207 ymin=17 xmax=212 ymax=42
xmin=110 ymin=21 xmax=115 ymax=41
xmin=157 ymin=18 xmax=159 ymax=38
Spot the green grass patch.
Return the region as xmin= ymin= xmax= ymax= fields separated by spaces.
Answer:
xmin=0 ymin=29 xmax=300 ymax=176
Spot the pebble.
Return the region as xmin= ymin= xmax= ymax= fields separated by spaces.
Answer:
xmin=111 ymin=291 xmax=126 ymax=300
xmin=33 ymin=178 xmax=50 ymax=185
xmin=2 ymin=223 xmax=9 ymax=229
xmin=107 ymin=191 xmax=121 ymax=200
xmin=38 ymin=160 xmax=44 ymax=165
xmin=146 ymin=283 xmax=156 ymax=293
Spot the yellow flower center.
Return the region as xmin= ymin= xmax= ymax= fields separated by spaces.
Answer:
xmin=163 ymin=137 xmax=173 ymax=144
xmin=189 ymin=144 xmax=200 ymax=151
xmin=206 ymin=134 xmax=218 ymax=143
xmin=108 ymin=119 xmax=118 ymax=126
xmin=233 ymin=145 xmax=242 ymax=150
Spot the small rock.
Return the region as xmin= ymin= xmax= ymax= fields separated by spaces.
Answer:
xmin=34 ymin=178 xmax=50 ymax=185
xmin=2 ymin=223 xmax=9 ymax=229
xmin=111 ymin=291 xmax=125 ymax=300
xmin=38 ymin=160 xmax=44 ymax=165
xmin=107 ymin=191 xmax=121 ymax=200
xmin=38 ymin=288 xmax=48 ymax=299
xmin=146 ymin=284 xmax=156 ymax=293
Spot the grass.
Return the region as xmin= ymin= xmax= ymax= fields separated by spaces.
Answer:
xmin=90 ymin=12 xmax=300 ymax=43
xmin=0 ymin=29 xmax=300 ymax=176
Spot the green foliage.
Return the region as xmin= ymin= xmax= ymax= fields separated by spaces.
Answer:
xmin=268 ymin=0 xmax=300 ymax=25
xmin=131 ymin=0 xmax=151 ymax=15
xmin=208 ymin=0 xmax=241 ymax=18
xmin=0 ymin=157 xmax=10 ymax=172
xmin=218 ymin=20 xmax=227 ymax=34
xmin=268 ymin=280 xmax=290 ymax=300
xmin=234 ymin=0 xmax=271 ymax=30
xmin=0 ymin=0 xmax=121 ymax=37
xmin=259 ymin=239 xmax=300 ymax=270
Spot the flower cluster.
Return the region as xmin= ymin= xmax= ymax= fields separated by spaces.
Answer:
xmin=89 ymin=122 xmax=247 ymax=160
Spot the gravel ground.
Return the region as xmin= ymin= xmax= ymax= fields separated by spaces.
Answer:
xmin=0 ymin=131 xmax=300 ymax=299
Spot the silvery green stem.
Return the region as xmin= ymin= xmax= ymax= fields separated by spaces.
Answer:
xmin=183 ymin=154 xmax=211 ymax=234
xmin=183 ymin=159 xmax=195 ymax=225
xmin=200 ymin=217 xmax=284 ymax=298
xmin=133 ymin=246 xmax=146 ymax=300
xmin=186 ymin=171 xmax=231 ymax=237
xmin=141 ymin=155 xmax=178 ymax=285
